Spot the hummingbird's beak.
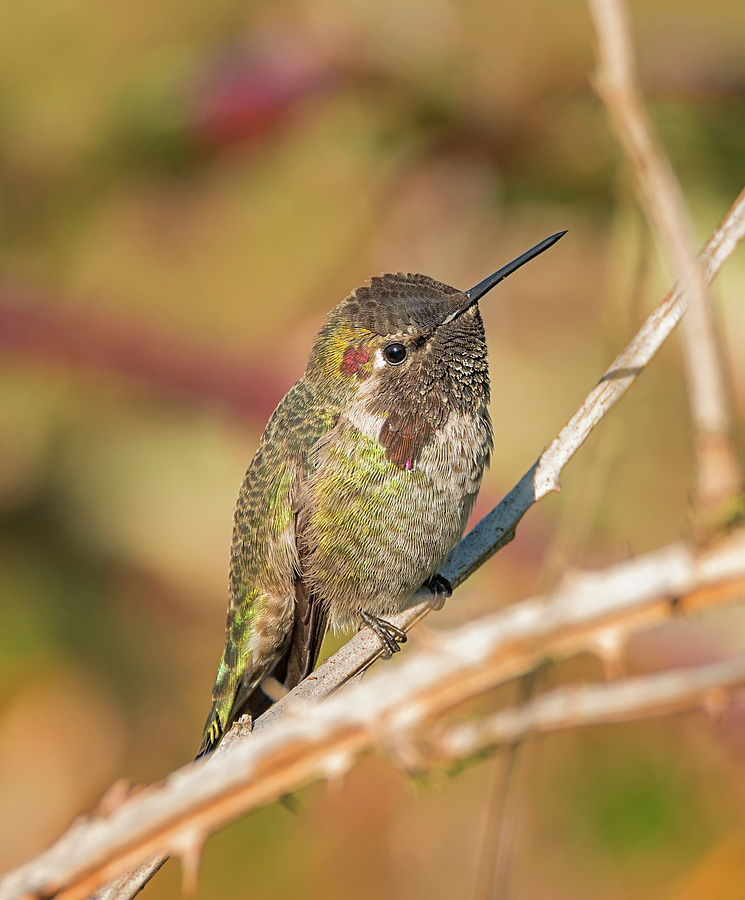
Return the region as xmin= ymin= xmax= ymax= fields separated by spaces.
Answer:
xmin=438 ymin=230 xmax=567 ymax=326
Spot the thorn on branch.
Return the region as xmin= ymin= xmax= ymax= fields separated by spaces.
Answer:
xmin=588 ymin=626 xmax=627 ymax=680
xmin=384 ymin=735 xmax=427 ymax=773
xmin=96 ymin=781 xmax=143 ymax=818
xmin=172 ymin=829 xmax=206 ymax=897
xmin=319 ymin=749 xmax=354 ymax=785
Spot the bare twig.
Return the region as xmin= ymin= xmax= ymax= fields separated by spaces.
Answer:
xmin=52 ymin=183 xmax=745 ymax=900
xmin=437 ymin=655 xmax=745 ymax=760
xmin=3 ymin=529 xmax=745 ymax=900
xmin=588 ymin=0 xmax=742 ymax=510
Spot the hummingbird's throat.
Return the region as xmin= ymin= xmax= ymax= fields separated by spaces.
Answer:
xmin=379 ymin=410 xmax=434 ymax=470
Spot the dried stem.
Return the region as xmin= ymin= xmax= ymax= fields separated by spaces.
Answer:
xmin=587 ymin=0 xmax=742 ymax=510
xmin=3 ymin=529 xmax=745 ymax=900
xmin=437 ymin=655 xmax=745 ymax=760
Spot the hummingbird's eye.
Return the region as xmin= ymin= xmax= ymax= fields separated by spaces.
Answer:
xmin=383 ymin=342 xmax=407 ymax=365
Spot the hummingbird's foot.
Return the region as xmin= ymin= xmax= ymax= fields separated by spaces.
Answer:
xmin=423 ymin=573 xmax=453 ymax=610
xmin=361 ymin=613 xmax=407 ymax=659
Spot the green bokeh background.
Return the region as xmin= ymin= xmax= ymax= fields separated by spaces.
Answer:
xmin=1 ymin=0 xmax=745 ymax=897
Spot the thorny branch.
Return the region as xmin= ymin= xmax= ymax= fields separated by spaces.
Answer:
xmin=436 ymin=654 xmax=745 ymax=762
xmin=3 ymin=528 xmax=745 ymax=900
xmin=1 ymin=185 xmax=744 ymax=900
xmin=588 ymin=0 xmax=742 ymax=511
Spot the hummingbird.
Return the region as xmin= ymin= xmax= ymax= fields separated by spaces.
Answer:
xmin=198 ymin=231 xmax=565 ymax=757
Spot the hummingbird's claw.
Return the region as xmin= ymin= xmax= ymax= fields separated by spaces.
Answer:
xmin=423 ymin=573 xmax=452 ymax=610
xmin=361 ymin=613 xmax=408 ymax=659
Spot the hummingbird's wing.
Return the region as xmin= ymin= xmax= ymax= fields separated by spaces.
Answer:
xmin=223 ymin=522 xmax=329 ymax=725
xmin=283 ymin=525 xmax=329 ymax=690
xmin=197 ymin=381 xmax=337 ymax=757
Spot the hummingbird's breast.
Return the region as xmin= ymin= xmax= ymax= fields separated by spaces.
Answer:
xmin=298 ymin=397 xmax=492 ymax=630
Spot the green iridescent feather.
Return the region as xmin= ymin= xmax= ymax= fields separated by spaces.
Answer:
xmin=198 ymin=380 xmax=340 ymax=755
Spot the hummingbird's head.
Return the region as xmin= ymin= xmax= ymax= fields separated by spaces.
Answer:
xmin=305 ymin=231 xmax=565 ymax=468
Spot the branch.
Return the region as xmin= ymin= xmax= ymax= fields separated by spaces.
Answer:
xmin=436 ymin=655 xmax=745 ymax=761
xmin=587 ymin=0 xmax=742 ymax=511
xmin=51 ymin=182 xmax=745 ymax=900
xmin=3 ymin=529 xmax=745 ymax=900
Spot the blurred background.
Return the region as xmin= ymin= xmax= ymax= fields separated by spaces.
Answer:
xmin=1 ymin=0 xmax=745 ymax=897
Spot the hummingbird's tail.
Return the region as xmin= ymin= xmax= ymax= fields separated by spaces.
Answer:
xmin=196 ymin=667 xmax=270 ymax=759
xmin=196 ymin=577 xmax=328 ymax=759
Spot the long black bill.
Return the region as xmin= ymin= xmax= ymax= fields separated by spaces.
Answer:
xmin=440 ymin=230 xmax=567 ymax=325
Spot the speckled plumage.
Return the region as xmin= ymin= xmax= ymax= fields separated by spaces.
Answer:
xmin=198 ymin=271 xmax=493 ymax=756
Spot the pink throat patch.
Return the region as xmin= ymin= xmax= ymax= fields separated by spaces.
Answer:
xmin=340 ymin=345 xmax=370 ymax=378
